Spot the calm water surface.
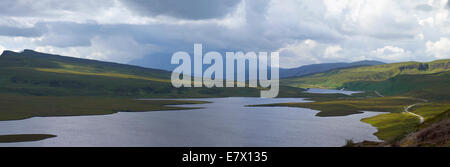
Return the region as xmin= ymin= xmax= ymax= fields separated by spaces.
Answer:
xmin=0 ymin=97 xmax=383 ymax=147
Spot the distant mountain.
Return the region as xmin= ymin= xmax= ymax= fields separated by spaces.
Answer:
xmin=280 ymin=60 xmax=385 ymax=78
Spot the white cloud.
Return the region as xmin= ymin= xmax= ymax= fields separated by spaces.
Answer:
xmin=324 ymin=0 xmax=420 ymax=39
xmin=426 ymin=37 xmax=450 ymax=59
xmin=0 ymin=0 xmax=450 ymax=70
xmin=0 ymin=44 xmax=5 ymax=54
xmin=277 ymin=40 xmax=321 ymax=68
xmin=415 ymin=33 xmax=425 ymax=40
xmin=324 ymin=45 xmax=343 ymax=59
xmin=277 ymin=40 xmax=348 ymax=68
xmin=418 ymin=17 xmax=434 ymax=26
xmin=370 ymin=46 xmax=413 ymax=61
xmin=0 ymin=36 xmax=38 ymax=52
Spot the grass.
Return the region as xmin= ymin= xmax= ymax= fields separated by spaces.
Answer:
xmin=252 ymin=97 xmax=421 ymax=117
xmin=2 ymin=50 xmax=450 ymax=145
xmin=0 ymin=65 xmax=306 ymax=99
xmin=282 ymin=59 xmax=450 ymax=90
xmin=277 ymin=59 xmax=450 ymax=143
xmin=0 ymin=134 xmax=57 ymax=143
xmin=0 ymin=50 xmax=311 ymax=98
xmin=35 ymin=68 xmax=172 ymax=83
xmin=252 ymin=96 xmax=450 ymax=142
xmin=0 ymin=50 xmax=260 ymax=98
xmin=410 ymin=102 xmax=450 ymax=121
xmin=341 ymin=71 xmax=450 ymax=101
xmin=255 ymin=96 xmax=423 ymax=141
xmin=419 ymin=109 xmax=450 ymax=130
xmin=398 ymin=109 xmax=450 ymax=147
xmin=0 ymin=94 xmax=209 ymax=121
xmin=361 ymin=113 xmax=419 ymax=141
xmin=0 ymin=67 xmax=261 ymax=98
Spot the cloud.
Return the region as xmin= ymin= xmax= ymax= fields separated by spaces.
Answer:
xmin=426 ymin=37 xmax=450 ymax=59
xmin=276 ymin=40 xmax=350 ymax=68
xmin=325 ymin=0 xmax=420 ymax=39
xmin=0 ymin=25 xmax=46 ymax=37
xmin=0 ymin=0 xmax=113 ymax=17
xmin=0 ymin=0 xmax=114 ymax=17
xmin=35 ymin=35 xmax=158 ymax=63
xmin=416 ymin=4 xmax=434 ymax=12
xmin=0 ymin=0 xmax=449 ymax=70
xmin=324 ymin=45 xmax=343 ymax=59
xmin=120 ymin=0 xmax=242 ymax=20
xmin=0 ymin=44 xmax=5 ymax=53
xmin=33 ymin=22 xmax=98 ymax=47
xmin=277 ymin=40 xmax=321 ymax=68
xmin=370 ymin=46 xmax=413 ymax=61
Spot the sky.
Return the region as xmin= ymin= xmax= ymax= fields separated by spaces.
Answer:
xmin=0 ymin=0 xmax=450 ymax=69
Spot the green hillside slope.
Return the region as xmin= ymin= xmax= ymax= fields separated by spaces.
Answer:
xmin=281 ymin=59 xmax=450 ymax=91
xmin=278 ymin=59 xmax=450 ymax=142
xmin=0 ymin=50 xmax=304 ymax=97
xmin=280 ymin=60 xmax=384 ymax=78
xmin=1 ymin=50 xmax=171 ymax=80
xmin=342 ymin=71 xmax=450 ymax=101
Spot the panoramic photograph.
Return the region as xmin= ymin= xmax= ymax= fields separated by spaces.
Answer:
xmin=0 ymin=0 xmax=449 ymax=154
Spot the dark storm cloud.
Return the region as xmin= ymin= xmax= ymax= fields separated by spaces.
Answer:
xmin=120 ymin=0 xmax=242 ymax=20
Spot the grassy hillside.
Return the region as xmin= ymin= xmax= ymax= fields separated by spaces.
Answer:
xmin=280 ymin=60 xmax=384 ymax=78
xmin=266 ymin=59 xmax=450 ymax=144
xmin=2 ymin=50 xmax=448 ymax=145
xmin=281 ymin=59 xmax=450 ymax=90
xmin=0 ymin=50 xmax=174 ymax=97
xmin=1 ymin=50 xmax=170 ymax=79
xmin=0 ymin=50 xmax=304 ymax=98
xmin=275 ymin=59 xmax=450 ymax=144
xmin=342 ymin=71 xmax=450 ymax=101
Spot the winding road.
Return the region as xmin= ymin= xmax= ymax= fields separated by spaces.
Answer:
xmin=374 ymin=91 xmax=426 ymax=124
xmin=405 ymin=103 xmax=425 ymax=124
xmin=374 ymin=91 xmax=384 ymax=97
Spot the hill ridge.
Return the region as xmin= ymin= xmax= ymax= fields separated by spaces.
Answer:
xmin=280 ymin=60 xmax=385 ymax=78
xmin=1 ymin=49 xmax=171 ymax=74
xmin=281 ymin=59 xmax=450 ymax=100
